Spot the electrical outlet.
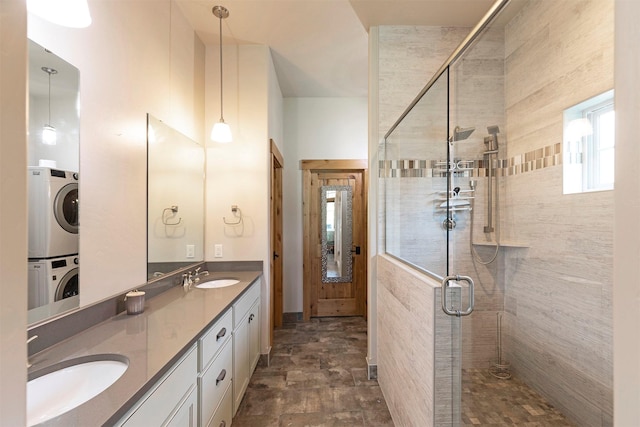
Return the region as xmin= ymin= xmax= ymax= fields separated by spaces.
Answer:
xmin=186 ymin=244 xmax=195 ymax=258
xmin=214 ymin=244 xmax=223 ymax=258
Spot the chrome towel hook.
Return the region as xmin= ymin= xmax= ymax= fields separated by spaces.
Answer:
xmin=162 ymin=205 xmax=182 ymax=226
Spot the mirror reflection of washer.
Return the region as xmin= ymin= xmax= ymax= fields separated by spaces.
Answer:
xmin=28 ymin=255 xmax=79 ymax=308
xmin=28 ymin=167 xmax=79 ymax=258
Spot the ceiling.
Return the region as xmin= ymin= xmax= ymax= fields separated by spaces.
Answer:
xmin=175 ymin=0 xmax=496 ymax=97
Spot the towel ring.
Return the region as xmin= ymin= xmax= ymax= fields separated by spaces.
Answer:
xmin=223 ymin=205 xmax=243 ymax=225
xmin=162 ymin=205 xmax=182 ymax=226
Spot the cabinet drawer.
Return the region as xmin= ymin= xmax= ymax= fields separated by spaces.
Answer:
xmin=233 ymin=280 xmax=260 ymax=328
xmin=199 ymin=338 xmax=233 ymax=426
xmin=119 ymin=345 xmax=197 ymax=426
xmin=199 ymin=309 xmax=232 ymax=371
xmin=207 ymin=382 xmax=233 ymax=427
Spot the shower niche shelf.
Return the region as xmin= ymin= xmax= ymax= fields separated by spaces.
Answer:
xmin=472 ymin=240 xmax=528 ymax=248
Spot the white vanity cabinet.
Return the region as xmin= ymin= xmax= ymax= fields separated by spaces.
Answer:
xmin=114 ymin=279 xmax=261 ymax=426
xmin=198 ymin=309 xmax=233 ymax=427
xmin=117 ymin=345 xmax=198 ymax=427
xmin=232 ymin=281 xmax=261 ymax=415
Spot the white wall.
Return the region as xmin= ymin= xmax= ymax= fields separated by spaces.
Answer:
xmin=0 ymin=1 xmax=28 ymax=423
xmin=205 ymin=45 xmax=268 ymax=262
xmin=27 ymin=0 xmax=205 ymax=307
xmin=282 ymin=97 xmax=368 ymax=312
xmin=268 ymin=47 xmax=284 ymax=152
xmin=614 ymin=0 xmax=640 ymax=424
xmin=205 ymin=44 xmax=283 ymax=353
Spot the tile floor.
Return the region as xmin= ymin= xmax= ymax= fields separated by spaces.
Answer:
xmin=462 ymin=369 xmax=576 ymax=426
xmin=232 ymin=316 xmax=575 ymax=426
xmin=233 ymin=316 xmax=394 ymax=426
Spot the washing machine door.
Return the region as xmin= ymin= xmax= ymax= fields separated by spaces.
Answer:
xmin=54 ymin=183 xmax=79 ymax=234
xmin=55 ymin=266 xmax=79 ymax=301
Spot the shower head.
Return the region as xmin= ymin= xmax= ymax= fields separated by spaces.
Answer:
xmin=452 ymin=126 xmax=476 ymax=141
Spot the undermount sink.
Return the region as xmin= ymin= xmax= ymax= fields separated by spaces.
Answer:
xmin=27 ymin=354 xmax=128 ymax=426
xmin=196 ymin=279 xmax=240 ymax=289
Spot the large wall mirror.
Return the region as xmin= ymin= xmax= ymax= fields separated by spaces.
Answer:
xmin=27 ymin=39 xmax=81 ymax=323
xmin=321 ymin=185 xmax=353 ymax=283
xmin=147 ymin=115 xmax=205 ymax=279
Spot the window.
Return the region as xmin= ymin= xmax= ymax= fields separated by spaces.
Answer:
xmin=563 ymin=90 xmax=615 ymax=194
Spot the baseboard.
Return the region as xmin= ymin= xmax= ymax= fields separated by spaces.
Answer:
xmin=259 ymin=346 xmax=272 ymax=367
xmin=282 ymin=311 xmax=303 ymax=323
xmin=367 ymin=357 xmax=378 ymax=380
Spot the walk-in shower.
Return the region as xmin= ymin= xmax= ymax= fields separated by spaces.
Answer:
xmin=380 ymin=0 xmax=613 ymax=425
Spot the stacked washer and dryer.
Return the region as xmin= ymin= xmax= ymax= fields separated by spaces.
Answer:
xmin=27 ymin=167 xmax=79 ymax=309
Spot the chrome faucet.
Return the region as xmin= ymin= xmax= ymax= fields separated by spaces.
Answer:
xmin=182 ymin=272 xmax=192 ymax=288
xmin=193 ymin=267 xmax=209 ymax=282
xmin=27 ymin=335 xmax=38 ymax=368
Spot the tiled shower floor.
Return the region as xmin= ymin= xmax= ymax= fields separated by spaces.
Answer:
xmin=462 ymin=368 xmax=576 ymax=426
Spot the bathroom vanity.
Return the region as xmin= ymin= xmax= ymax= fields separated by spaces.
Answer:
xmin=27 ymin=270 xmax=262 ymax=426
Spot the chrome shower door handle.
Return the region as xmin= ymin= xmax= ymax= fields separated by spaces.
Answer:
xmin=441 ymin=274 xmax=475 ymax=317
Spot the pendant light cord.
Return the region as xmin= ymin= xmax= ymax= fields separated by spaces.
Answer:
xmin=219 ymin=13 xmax=224 ymax=122
xmin=48 ymin=70 xmax=52 ymax=124
xmin=42 ymin=67 xmax=57 ymax=126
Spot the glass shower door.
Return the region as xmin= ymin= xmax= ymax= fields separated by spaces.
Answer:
xmin=383 ymin=67 xmax=466 ymax=426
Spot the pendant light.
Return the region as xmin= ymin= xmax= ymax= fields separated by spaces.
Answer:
xmin=42 ymin=66 xmax=58 ymax=146
xmin=210 ymin=5 xmax=232 ymax=143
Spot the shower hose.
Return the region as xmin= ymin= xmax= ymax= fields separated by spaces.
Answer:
xmin=469 ymin=173 xmax=500 ymax=265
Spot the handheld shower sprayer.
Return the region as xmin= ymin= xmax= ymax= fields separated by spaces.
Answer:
xmin=484 ymin=125 xmax=500 ymax=152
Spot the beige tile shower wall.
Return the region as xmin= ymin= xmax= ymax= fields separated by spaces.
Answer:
xmin=378 ymin=26 xmax=466 ymax=261
xmin=378 ymin=26 xmax=467 ymax=276
xmin=377 ymin=255 xmax=453 ymax=426
xmin=503 ymin=1 xmax=614 ymax=426
xmin=378 ymin=26 xmax=469 ymax=137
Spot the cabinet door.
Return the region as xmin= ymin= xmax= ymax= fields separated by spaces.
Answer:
xmin=233 ymin=314 xmax=250 ymax=415
xmin=165 ymin=386 xmax=197 ymax=427
xmin=248 ymin=300 xmax=260 ymax=374
xmin=119 ymin=346 xmax=197 ymax=426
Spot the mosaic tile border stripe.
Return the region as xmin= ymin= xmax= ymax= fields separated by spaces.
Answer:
xmin=380 ymin=142 xmax=562 ymax=178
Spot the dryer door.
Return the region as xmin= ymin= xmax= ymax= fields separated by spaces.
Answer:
xmin=54 ymin=183 xmax=79 ymax=234
xmin=55 ymin=266 xmax=79 ymax=301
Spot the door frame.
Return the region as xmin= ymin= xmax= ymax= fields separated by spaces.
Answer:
xmin=301 ymin=159 xmax=368 ymax=320
xmin=270 ymin=139 xmax=284 ymax=342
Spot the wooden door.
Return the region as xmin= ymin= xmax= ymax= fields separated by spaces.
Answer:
xmin=270 ymin=140 xmax=283 ymax=337
xmin=302 ymin=160 xmax=367 ymax=319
